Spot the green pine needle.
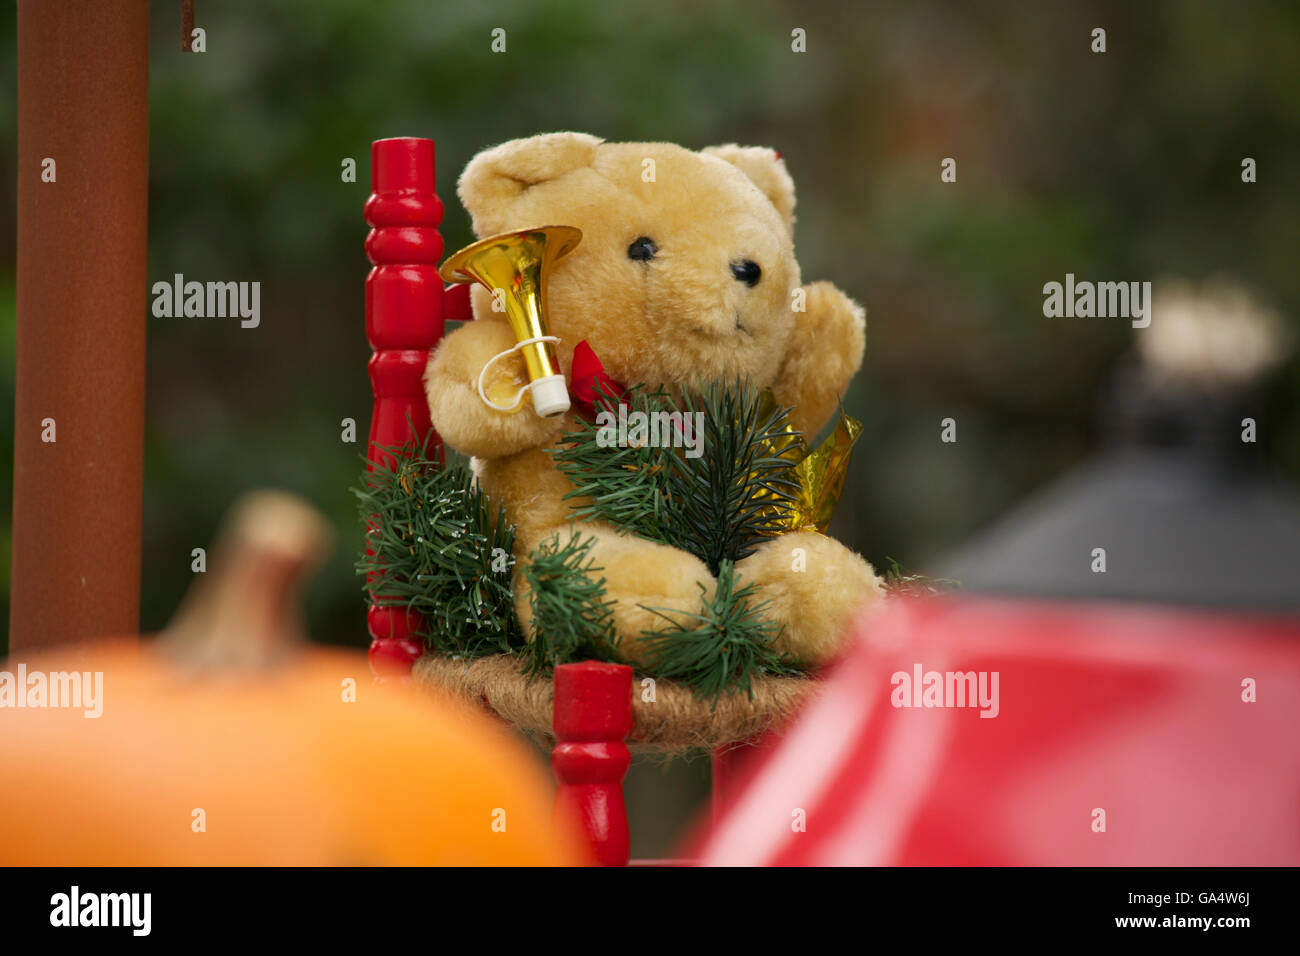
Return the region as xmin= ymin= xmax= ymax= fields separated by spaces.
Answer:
xmin=666 ymin=381 xmax=802 ymax=574
xmin=521 ymin=533 xmax=618 ymax=675
xmin=353 ymin=438 xmax=522 ymax=657
xmin=638 ymin=560 xmax=802 ymax=705
xmin=551 ymin=383 xmax=683 ymax=547
xmin=553 ymin=380 xmax=803 ymax=575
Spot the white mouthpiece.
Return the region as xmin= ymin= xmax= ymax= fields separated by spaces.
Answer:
xmin=530 ymin=374 xmax=571 ymax=418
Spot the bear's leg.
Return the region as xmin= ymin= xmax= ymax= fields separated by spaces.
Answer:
xmin=732 ymin=531 xmax=883 ymax=666
xmin=514 ymin=524 xmax=716 ymax=667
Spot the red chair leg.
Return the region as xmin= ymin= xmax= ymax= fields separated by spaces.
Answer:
xmin=551 ymin=662 xmax=633 ymax=866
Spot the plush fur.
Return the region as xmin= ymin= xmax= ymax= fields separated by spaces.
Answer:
xmin=425 ymin=132 xmax=882 ymax=666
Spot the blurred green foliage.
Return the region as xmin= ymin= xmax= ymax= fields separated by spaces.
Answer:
xmin=5 ymin=0 xmax=1298 ymax=654
xmin=2 ymin=1 xmax=1299 ymax=853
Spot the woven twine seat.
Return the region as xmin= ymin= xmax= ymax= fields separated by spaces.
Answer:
xmin=412 ymin=652 xmax=819 ymax=752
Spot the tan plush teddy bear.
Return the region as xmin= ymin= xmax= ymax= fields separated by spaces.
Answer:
xmin=425 ymin=132 xmax=882 ymax=666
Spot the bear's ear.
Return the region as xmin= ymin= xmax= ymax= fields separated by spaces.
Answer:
xmin=702 ymin=144 xmax=796 ymax=233
xmin=458 ymin=132 xmax=603 ymax=235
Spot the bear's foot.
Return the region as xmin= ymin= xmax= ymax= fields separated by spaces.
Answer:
xmin=515 ymin=525 xmax=716 ymax=667
xmin=733 ymin=531 xmax=883 ymax=666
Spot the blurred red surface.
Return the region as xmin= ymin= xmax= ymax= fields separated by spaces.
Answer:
xmin=698 ymin=595 xmax=1300 ymax=866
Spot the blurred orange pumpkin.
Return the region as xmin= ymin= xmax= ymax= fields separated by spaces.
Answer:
xmin=0 ymin=491 xmax=586 ymax=866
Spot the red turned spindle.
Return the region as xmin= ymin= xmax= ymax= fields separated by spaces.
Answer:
xmin=552 ymin=662 xmax=634 ymax=866
xmin=364 ymin=137 xmax=445 ymax=676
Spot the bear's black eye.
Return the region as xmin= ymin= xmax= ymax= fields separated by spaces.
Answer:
xmin=627 ymin=237 xmax=658 ymax=261
xmin=730 ymin=259 xmax=762 ymax=287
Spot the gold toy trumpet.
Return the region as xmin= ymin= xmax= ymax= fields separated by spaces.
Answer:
xmin=439 ymin=225 xmax=582 ymax=418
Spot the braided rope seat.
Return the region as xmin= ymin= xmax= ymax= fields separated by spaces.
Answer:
xmin=412 ymin=652 xmax=818 ymax=752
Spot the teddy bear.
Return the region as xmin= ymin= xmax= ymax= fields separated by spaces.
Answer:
xmin=425 ymin=132 xmax=882 ymax=667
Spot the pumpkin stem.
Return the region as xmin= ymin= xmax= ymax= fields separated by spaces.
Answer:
xmin=160 ymin=491 xmax=334 ymax=672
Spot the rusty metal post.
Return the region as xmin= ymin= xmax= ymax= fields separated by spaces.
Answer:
xmin=11 ymin=1 xmax=150 ymax=649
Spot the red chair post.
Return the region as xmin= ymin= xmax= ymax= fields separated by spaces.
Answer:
xmin=363 ymin=137 xmax=445 ymax=677
xmin=552 ymin=662 xmax=634 ymax=866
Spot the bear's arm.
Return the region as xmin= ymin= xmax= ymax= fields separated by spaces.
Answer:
xmin=424 ymin=318 xmax=567 ymax=460
xmin=770 ymin=280 xmax=867 ymax=440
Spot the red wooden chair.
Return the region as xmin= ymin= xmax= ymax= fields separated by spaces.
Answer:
xmin=360 ymin=137 xmax=775 ymax=865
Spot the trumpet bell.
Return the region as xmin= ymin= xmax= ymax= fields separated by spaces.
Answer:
xmin=438 ymin=226 xmax=582 ymax=418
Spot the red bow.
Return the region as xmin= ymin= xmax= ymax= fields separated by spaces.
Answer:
xmin=569 ymin=340 xmax=626 ymax=419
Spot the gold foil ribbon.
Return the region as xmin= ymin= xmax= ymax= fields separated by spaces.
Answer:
xmin=755 ymin=389 xmax=862 ymax=534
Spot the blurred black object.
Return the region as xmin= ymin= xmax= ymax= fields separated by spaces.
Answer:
xmin=940 ymin=291 xmax=1300 ymax=613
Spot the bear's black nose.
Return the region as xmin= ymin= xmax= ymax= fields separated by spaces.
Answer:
xmin=730 ymin=259 xmax=761 ymax=287
xmin=627 ymin=237 xmax=658 ymax=261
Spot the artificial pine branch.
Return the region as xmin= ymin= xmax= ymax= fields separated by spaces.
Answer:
xmin=638 ymin=560 xmax=803 ymax=705
xmin=666 ymin=382 xmax=802 ymax=574
xmin=551 ymin=383 xmax=682 ymax=547
xmin=356 ymin=385 xmax=816 ymax=700
xmin=520 ymin=533 xmax=618 ymax=675
xmin=552 ymin=380 xmax=803 ymax=575
xmin=353 ymin=438 xmax=522 ymax=656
